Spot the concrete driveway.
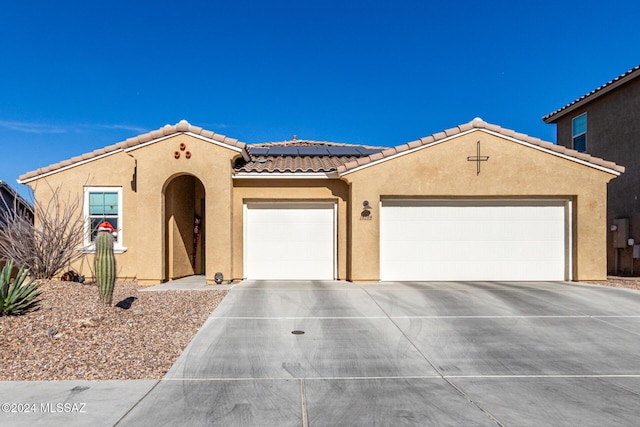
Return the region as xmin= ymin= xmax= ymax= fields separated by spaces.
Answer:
xmin=116 ymin=280 xmax=640 ymax=426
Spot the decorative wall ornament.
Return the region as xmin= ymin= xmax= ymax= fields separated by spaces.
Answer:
xmin=467 ymin=141 xmax=489 ymax=175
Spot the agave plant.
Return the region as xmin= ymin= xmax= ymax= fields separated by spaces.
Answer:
xmin=0 ymin=260 xmax=42 ymax=316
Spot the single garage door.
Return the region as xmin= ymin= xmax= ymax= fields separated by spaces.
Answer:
xmin=380 ymin=199 xmax=570 ymax=281
xmin=244 ymin=202 xmax=336 ymax=280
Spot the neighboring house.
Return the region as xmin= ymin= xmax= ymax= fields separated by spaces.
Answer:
xmin=0 ymin=181 xmax=34 ymax=273
xmin=18 ymin=118 xmax=623 ymax=284
xmin=543 ymin=65 xmax=640 ymax=275
xmin=0 ymin=180 xmax=33 ymax=227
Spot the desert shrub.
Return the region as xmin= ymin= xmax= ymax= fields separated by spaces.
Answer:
xmin=0 ymin=185 xmax=84 ymax=279
xmin=0 ymin=260 xmax=42 ymax=316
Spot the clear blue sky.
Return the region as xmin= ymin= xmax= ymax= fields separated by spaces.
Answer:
xmin=1 ymin=0 xmax=639 ymax=200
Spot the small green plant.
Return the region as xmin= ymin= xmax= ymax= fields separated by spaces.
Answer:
xmin=0 ymin=260 xmax=42 ymax=316
xmin=95 ymin=229 xmax=116 ymax=306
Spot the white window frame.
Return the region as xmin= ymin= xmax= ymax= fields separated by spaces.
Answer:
xmin=80 ymin=186 xmax=127 ymax=254
xmin=572 ymin=113 xmax=587 ymax=152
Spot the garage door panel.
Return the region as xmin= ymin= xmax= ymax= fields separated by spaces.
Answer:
xmin=245 ymin=203 xmax=335 ymax=280
xmin=380 ymin=200 xmax=568 ymax=281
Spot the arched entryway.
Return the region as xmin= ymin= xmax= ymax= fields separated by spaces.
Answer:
xmin=163 ymin=174 xmax=205 ymax=281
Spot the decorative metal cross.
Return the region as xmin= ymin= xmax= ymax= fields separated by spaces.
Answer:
xmin=467 ymin=141 xmax=489 ymax=175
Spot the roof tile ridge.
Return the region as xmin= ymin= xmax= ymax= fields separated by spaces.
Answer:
xmin=338 ymin=117 xmax=624 ymax=175
xmin=543 ymin=65 xmax=640 ymax=121
xmin=19 ymin=120 xmax=248 ymax=181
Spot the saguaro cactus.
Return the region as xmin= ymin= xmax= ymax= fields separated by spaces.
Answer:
xmin=95 ymin=227 xmax=116 ymax=306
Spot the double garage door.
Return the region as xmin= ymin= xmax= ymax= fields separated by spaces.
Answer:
xmin=380 ymin=199 xmax=570 ymax=281
xmin=244 ymin=199 xmax=570 ymax=281
xmin=244 ymin=203 xmax=336 ymax=280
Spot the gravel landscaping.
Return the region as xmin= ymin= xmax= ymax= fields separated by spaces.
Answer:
xmin=0 ymin=280 xmax=226 ymax=381
xmin=591 ymin=277 xmax=640 ymax=291
xmin=1 ymin=277 xmax=639 ymax=382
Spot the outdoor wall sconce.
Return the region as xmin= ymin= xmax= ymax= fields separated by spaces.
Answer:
xmin=361 ymin=200 xmax=373 ymax=220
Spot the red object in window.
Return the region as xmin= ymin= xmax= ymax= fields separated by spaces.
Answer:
xmin=97 ymin=222 xmax=115 ymax=233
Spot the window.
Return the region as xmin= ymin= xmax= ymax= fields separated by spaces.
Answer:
xmin=572 ymin=113 xmax=587 ymax=152
xmin=83 ymin=187 xmax=125 ymax=251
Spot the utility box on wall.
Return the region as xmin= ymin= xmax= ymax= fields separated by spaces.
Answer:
xmin=612 ymin=218 xmax=630 ymax=249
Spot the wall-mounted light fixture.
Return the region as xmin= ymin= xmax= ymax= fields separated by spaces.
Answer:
xmin=361 ymin=200 xmax=373 ymax=220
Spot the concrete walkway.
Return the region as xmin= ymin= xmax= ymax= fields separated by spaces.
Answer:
xmin=3 ymin=280 xmax=640 ymax=426
xmin=139 ymin=275 xmax=234 ymax=291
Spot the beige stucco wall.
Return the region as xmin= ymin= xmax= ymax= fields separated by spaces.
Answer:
xmin=231 ymin=179 xmax=349 ymax=280
xmin=25 ymin=128 xmax=617 ymax=284
xmin=341 ymin=130 xmax=617 ymax=281
xmin=27 ymin=134 xmax=242 ymax=285
xmin=27 ymin=150 xmax=139 ymax=280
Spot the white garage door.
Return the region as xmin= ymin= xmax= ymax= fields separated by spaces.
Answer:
xmin=244 ymin=203 xmax=336 ymax=280
xmin=380 ymin=200 xmax=570 ymax=281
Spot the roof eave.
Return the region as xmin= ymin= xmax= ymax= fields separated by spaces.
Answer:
xmin=338 ymin=124 xmax=624 ymax=177
xmin=233 ymin=172 xmax=337 ymax=179
xmin=18 ymin=122 xmax=250 ymax=183
xmin=543 ymin=66 xmax=640 ymax=123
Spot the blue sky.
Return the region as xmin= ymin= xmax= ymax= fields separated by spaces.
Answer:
xmin=1 ymin=0 xmax=639 ymax=200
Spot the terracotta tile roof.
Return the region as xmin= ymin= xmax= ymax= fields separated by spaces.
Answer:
xmin=543 ymin=65 xmax=640 ymax=123
xmin=18 ymin=120 xmax=246 ymax=182
xmin=235 ymin=140 xmax=386 ymax=174
xmin=336 ymin=118 xmax=625 ymax=175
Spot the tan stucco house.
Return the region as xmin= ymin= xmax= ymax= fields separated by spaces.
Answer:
xmin=18 ymin=118 xmax=624 ymax=284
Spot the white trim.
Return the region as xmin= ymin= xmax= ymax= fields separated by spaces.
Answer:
xmin=18 ymin=151 xmax=121 ymax=184
xmin=233 ymin=172 xmax=336 ymax=179
xmin=77 ymin=244 xmax=127 ymax=255
xmin=83 ymin=186 xmax=125 ymax=251
xmin=565 ymin=199 xmax=573 ymax=281
xmin=340 ymin=129 xmax=476 ymax=176
xmin=19 ymin=131 xmax=248 ymax=184
xmin=339 ymin=128 xmax=622 ymax=177
xmin=571 ymin=113 xmax=587 ymax=152
xmin=481 ymin=129 xmax=621 ymax=175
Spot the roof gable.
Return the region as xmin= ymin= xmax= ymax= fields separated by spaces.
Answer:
xmin=19 ymin=120 xmax=247 ymax=183
xmin=543 ymin=65 xmax=640 ymax=123
xmin=337 ymin=118 xmax=625 ymax=176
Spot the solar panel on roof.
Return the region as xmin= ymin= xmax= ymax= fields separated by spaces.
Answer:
xmin=268 ymin=147 xmax=299 ymax=156
xmin=325 ymin=146 xmax=362 ymax=156
xmin=249 ymin=148 xmax=269 ymax=155
xmin=297 ymin=147 xmax=330 ymax=156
